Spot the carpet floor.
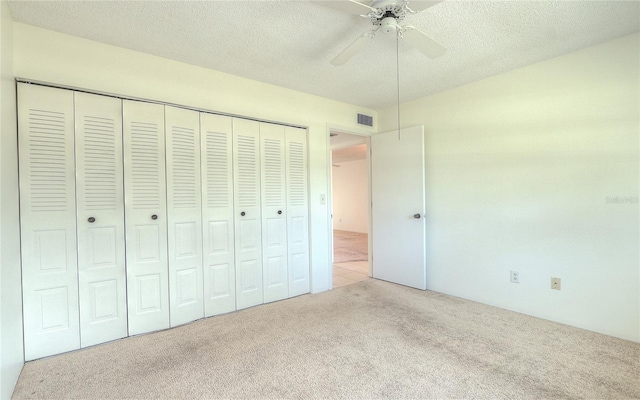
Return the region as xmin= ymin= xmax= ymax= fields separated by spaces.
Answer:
xmin=12 ymin=280 xmax=640 ymax=399
xmin=333 ymin=230 xmax=368 ymax=263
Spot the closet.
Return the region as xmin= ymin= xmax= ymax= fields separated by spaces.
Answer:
xmin=285 ymin=126 xmax=310 ymax=297
xmin=19 ymin=85 xmax=80 ymax=360
xmin=75 ymin=92 xmax=128 ymax=348
xmin=260 ymin=122 xmax=311 ymax=303
xmin=233 ymin=119 xmax=263 ymax=310
xmin=123 ymin=100 xmax=170 ymax=335
xmin=17 ymin=83 xmax=310 ymax=361
xmin=201 ymin=114 xmax=236 ymax=316
xmin=260 ymin=123 xmax=288 ymax=303
xmin=165 ymin=106 xmax=204 ymax=327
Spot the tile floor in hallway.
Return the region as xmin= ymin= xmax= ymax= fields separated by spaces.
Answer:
xmin=333 ymin=260 xmax=370 ymax=288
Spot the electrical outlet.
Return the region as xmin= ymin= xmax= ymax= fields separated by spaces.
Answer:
xmin=551 ymin=277 xmax=561 ymax=290
xmin=510 ymin=270 xmax=520 ymax=284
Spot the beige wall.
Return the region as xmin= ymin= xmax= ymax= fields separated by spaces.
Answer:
xmin=0 ymin=1 xmax=24 ymax=398
xmin=332 ymin=158 xmax=369 ymax=234
xmin=12 ymin=22 xmax=377 ymax=296
xmin=379 ymin=33 xmax=640 ymax=342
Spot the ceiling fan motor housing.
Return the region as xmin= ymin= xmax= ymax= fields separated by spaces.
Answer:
xmin=371 ymin=2 xmax=407 ymax=34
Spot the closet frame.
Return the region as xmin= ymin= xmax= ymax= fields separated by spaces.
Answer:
xmin=16 ymin=81 xmax=311 ymax=360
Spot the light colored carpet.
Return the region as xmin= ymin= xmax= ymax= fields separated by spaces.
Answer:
xmin=333 ymin=229 xmax=368 ymax=263
xmin=13 ymin=280 xmax=640 ymax=399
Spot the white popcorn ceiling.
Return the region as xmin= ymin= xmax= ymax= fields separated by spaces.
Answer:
xmin=7 ymin=0 xmax=640 ymax=110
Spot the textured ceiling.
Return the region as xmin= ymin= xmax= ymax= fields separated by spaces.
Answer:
xmin=7 ymin=0 xmax=640 ymax=110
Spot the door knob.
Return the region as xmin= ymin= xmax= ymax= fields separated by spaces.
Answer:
xmin=241 ymin=211 xmax=246 ymax=216
xmin=88 ymin=217 xmax=96 ymax=223
xmin=151 ymin=214 xmax=158 ymax=220
xmin=277 ymin=210 xmax=282 ymax=215
xmin=413 ymin=213 xmax=421 ymax=219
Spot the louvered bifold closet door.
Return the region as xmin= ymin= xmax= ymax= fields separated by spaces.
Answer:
xmin=18 ymin=84 xmax=80 ymax=360
xmin=74 ymin=92 xmax=128 ymax=347
xmin=123 ymin=100 xmax=170 ymax=335
xmin=285 ymin=127 xmax=310 ymax=297
xmin=233 ymin=118 xmax=263 ymax=310
xmin=165 ymin=106 xmax=204 ymax=327
xmin=201 ymin=113 xmax=236 ymax=316
xmin=260 ymin=123 xmax=288 ymax=303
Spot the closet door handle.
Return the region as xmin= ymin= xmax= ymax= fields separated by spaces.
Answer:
xmin=88 ymin=217 xmax=96 ymax=223
xmin=277 ymin=210 xmax=282 ymax=215
xmin=151 ymin=214 xmax=158 ymax=220
xmin=413 ymin=213 xmax=421 ymax=219
xmin=241 ymin=211 xmax=246 ymax=217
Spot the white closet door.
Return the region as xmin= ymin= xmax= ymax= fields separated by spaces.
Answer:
xmin=123 ymin=100 xmax=170 ymax=335
xmin=18 ymin=84 xmax=80 ymax=360
xmin=233 ymin=118 xmax=263 ymax=310
xmin=75 ymin=92 xmax=127 ymax=347
xmin=286 ymin=127 xmax=310 ymax=297
xmin=260 ymin=123 xmax=288 ymax=303
xmin=165 ymin=106 xmax=204 ymax=327
xmin=201 ymin=113 xmax=236 ymax=316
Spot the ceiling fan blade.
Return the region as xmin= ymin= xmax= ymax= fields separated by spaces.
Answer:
xmin=331 ymin=33 xmax=372 ymax=66
xmin=406 ymin=0 xmax=444 ymax=12
xmin=312 ymin=0 xmax=376 ymax=15
xmin=401 ymin=26 xmax=447 ymax=59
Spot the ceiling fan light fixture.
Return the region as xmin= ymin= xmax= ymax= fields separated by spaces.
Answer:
xmin=380 ymin=16 xmax=398 ymax=34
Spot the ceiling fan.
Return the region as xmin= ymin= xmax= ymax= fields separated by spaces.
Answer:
xmin=313 ymin=0 xmax=447 ymax=65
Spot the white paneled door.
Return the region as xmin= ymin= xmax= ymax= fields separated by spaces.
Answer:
xmin=123 ymin=100 xmax=170 ymax=335
xmin=260 ymin=123 xmax=288 ymax=303
xmin=233 ymin=118 xmax=263 ymax=310
xmin=18 ymin=84 xmax=80 ymax=361
xmin=201 ymin=113 xmax=237 ymax=316
xmin=285 ymin=127 xmax=310 ymax=297
xmin=371 ymin=126 xmax=426 ymax=290
xmin=165 ymin=106 xmax=204 ymax=327
xmin=75 ymin=92 xmax=128 ymax=348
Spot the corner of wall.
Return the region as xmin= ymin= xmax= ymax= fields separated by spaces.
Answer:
xmin=1 ymin=0 xmax=25 ymax=398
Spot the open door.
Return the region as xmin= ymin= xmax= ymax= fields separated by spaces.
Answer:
xmin=371 ymin=126 xmax=426 ymax=290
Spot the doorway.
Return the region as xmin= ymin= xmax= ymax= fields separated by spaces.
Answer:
xmin=330 ymin=131 xmax=371 ymax=288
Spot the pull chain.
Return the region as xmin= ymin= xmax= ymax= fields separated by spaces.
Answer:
xmin=396 ymin=31 xmax=401 ymax=140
